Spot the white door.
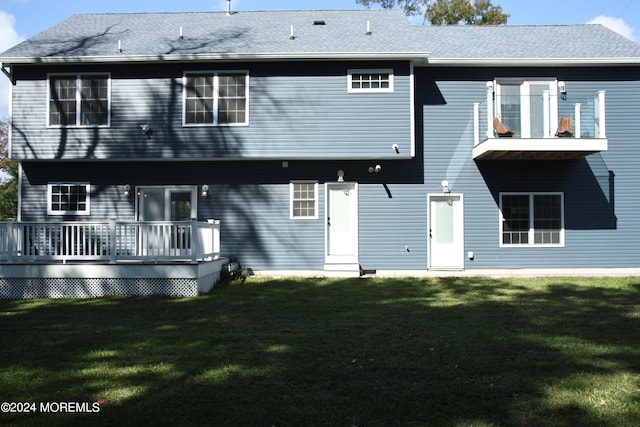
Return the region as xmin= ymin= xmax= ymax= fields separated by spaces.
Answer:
xmin=429 ymin=194 xmax=464 ymax=270
xmin=326 ymin=183 xmax=358 ymax=264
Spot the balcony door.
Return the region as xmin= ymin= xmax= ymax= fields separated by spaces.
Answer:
xmin=496 ymin=80 xmax=558 ymax=138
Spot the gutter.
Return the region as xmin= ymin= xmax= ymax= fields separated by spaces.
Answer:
xmin=425 ymin=58 xmax=640 ymax=67
xmin=0 ymin=52 xmax=432 ymax=66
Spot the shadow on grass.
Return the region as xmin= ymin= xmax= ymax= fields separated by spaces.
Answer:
xmin=0 ymin=277 xmax=639 ymax=426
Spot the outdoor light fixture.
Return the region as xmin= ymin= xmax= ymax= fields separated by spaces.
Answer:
xmin=558 ymin=81 xmax=567 ymax=100
xmin=337 ymin=170 xmax=345 ymax=182
xmin=201 ymin=184 xmax=209 ymax=197
xmin=140 ymin=124 xmax=152 ymax=138
xmin=123 ymin=184 xmax=131 ymax=197
xmin=441 ymin=179 xmax=450 ymax=194
xmin=368 ymin=164 xmax=382 ymax=173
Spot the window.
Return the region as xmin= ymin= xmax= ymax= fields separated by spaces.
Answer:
xmin=184 ymin=72 xmax=248 ymax=125
xmin=48 ymin=74 xmax=109 ymax=126
xmin=48 ymin=183 xmax=90 ymax=216
xmin=500 ymin=193 xmax=563 ymax=247
xmin=348 ymin=69 xmax=394 ymax=93
xmin=494 ymin=79 xmax=558 ymax=138
xmin=291 ymin=182 xmax=318 ymax=219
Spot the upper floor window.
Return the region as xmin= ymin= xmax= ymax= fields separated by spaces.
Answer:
xmin=348 ymin=69 xmax=394 ymax=93
xmin=290 ymin=181 xmax=318 ymax=219
xmin=500 ymin=193 xmax=564 ymax=247
xmin=184 ymin=71 xmax=248 ymax=125
xmin=47 ymin=183 xmax=90 ymax=216
xmin=494 ymin=79 xmax=558 ymax=138
xmin=48 ymin=74 xmax=110 ymax=127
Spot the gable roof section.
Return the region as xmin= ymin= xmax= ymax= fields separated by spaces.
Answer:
xmin=0 ymin=9 xmax=429 ymax=64
xmin=417 ymin=24 xmax=640 ymax=65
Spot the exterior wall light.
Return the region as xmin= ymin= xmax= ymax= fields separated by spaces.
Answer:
xmin=201 ymin=184 xmax=209 ymax=197
xmin=337 ymin=170 xmax=344 ymax=182
xmin=441 ymin=179 xmax=450 ymax=194
xmin=123 ymin=184 xmax=131 ymax=197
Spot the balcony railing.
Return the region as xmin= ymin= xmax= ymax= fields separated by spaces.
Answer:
xmin=0 ymin=219 xmax=220 ymax=264
xmin=473 ymin=90 xmax=608 ymax=160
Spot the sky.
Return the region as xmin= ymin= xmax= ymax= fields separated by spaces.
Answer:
xmin=0 ymin=0 xmax=639 ymax=117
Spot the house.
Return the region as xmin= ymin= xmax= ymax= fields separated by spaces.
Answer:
xmin=1 ymin=7 xmax=640 ymax=297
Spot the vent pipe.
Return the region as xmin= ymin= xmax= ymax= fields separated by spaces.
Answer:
xmin=226 ymin=0 xmax=231 ymax=16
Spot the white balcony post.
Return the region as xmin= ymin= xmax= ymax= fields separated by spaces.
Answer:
xmin=473 ymin=102 xmax=480 ymax=146
xmin=190 ymin=218 xmax=199 ymax=264
xmin=6 ymin=218 xmax=14 ymax=263
xmin=486 ymin=82 xmax=494 ymax=139
xmin=598 ymin=90 xmax=606 ymax=138
xmin=543 ymin=90 xmax=550 ymax=138
xmin=574 ymin=103 xmax=581 ymax=139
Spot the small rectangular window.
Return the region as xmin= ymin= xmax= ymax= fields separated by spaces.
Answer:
xmin=500 ymin=193 xmax=563 ymax=247
xmin=348 ymin=69 xmax=394 ymax=93
xmin=48 ymin=183 xmax=91 ymax=216
xmin=184 ymin=72 xmax=248 ymax=125
xmin=49 ymin=74 xmax=110 ymax=127
xmin=291 ymin=182 xmax=318 ymax=219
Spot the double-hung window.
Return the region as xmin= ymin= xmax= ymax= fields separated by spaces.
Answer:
xmin=494 ymin=79 xmax=558 ymax=138
xmin=184 ymin=71 xmax=248 ymax=125
xmin=47 ymin=183 xmax=91 ymax=216
xmin=500 ymin=193 xmax=564 ymax=247
xmin=48 ymin=74 xmax=110 ymax=127
xmin=348 ymin=69 xmax=394 ymax=93
xmin=290 ymin=182 xmax=318 ymax=220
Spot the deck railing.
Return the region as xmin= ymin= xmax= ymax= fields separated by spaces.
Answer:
xmin=0 ymin=219 xmax=220 ymax=264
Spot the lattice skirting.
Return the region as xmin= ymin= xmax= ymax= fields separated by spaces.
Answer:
xmin=0 ymin=273 xmax=220 ymax=299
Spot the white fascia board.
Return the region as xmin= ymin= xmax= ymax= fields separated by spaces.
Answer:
xmin=0 ymin=52 xmax=431 ymax=65
xmin=426 ymin=57 xmax=640 ymax=66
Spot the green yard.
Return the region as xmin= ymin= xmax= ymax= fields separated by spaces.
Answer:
xmin=1 ymin=276 xmax=639 ymax=426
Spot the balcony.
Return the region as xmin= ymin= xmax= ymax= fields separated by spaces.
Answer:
xmin=0 ymin=219 xmax=221 ymax=264
xmin=473 ymin=87 xmax=608 ymax=160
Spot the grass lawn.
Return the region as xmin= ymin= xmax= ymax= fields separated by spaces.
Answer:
xmin=0 ymin=276 xmax=639 ymax=426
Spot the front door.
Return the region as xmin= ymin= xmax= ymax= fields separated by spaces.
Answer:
xmin=428 ymin=194 xmax=464 ymax=270
xmin=325 ymin=183 xmax=358 ymax=265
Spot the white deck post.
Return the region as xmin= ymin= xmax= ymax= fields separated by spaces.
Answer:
xmin=574 ymin=103 xmax=581 ymax=139
xmin=109 ymin=218 xmax=117 ymax=264
xmin=209 ymin=219 xmax=221 ymax=259
xmin=190 ymin=218 xmax=199 ymax=264
xmin=6 ymin=218 xmax=14 ymax=263
xmin=598 ymin=90 xmax=606 ymax=138
xmin=486 ymin=81 xmax=494 ymax=139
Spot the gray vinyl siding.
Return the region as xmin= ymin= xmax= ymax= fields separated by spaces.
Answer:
xmin=10 ymin=62 xmax=413 ymax=161
xmin=15 ymin=65 xmax=640 ymax=271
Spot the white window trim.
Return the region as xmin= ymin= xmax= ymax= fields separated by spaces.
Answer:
xmin=348 ymin=68 xmax=394 ymax=93
xmin=499 ymin=192 xmax=565 ymax=248
xmin=46 ymin=73 xmax=111 ymax=128
xmin=182 ymin=70 xmax=249 ymax=127
xmin=47 ymin=182 xmax=91 ymax=216
xmin=290 ymin=181 xmax=319 ymax=220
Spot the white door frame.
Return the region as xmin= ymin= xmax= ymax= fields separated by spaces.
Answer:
xmin=428 ymin=193 xmax=464 ymax=270
xmin=325 ymin=182 xmax=359 ymax=265
xmin=136 ymin=185 xmax=198 ymax=221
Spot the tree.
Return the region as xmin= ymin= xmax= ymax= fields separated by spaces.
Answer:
xmin=0 ymin=119 xmax=18 ymax=220
xmin=356 ymin=0 xmax=509 ymax=25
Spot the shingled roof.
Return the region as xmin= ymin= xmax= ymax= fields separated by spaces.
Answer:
xmin=2 ymin=9 xmax=640 ymax=65
xmin=0 ymin=9 xmax=429 ymax=63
